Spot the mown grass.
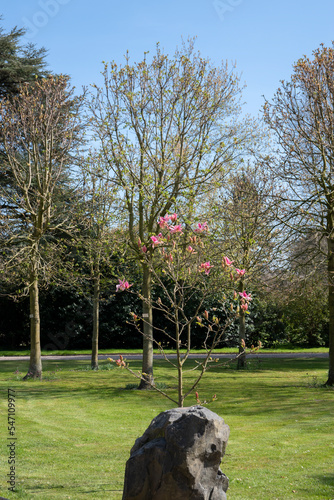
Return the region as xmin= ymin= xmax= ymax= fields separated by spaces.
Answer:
xmin=0 ymin=346 xmax=329 ymax=357
xmin=0 ymin=356 xmax=333 ymax=499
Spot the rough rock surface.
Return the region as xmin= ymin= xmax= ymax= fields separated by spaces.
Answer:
xmin=122 ymin=405 xmax=230 ymax=500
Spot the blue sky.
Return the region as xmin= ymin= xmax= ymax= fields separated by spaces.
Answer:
xmin=2 ymin=0 xmax=334 ymax=117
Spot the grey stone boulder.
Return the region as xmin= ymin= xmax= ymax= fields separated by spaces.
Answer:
xmin=122 ymin=405 xmax=230 ymax=500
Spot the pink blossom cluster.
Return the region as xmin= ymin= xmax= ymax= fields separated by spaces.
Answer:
xmin=150 ymin=233 xmax=163 ymax=248
xmin=118 ymin=224 xmax=251 ymax=310
xmin=115 ymin=355 xmax=126 ymax=367
xmin=108 ymin=355 xmax=126 ymax=367
xmin=223 ymin=256 xmax=245 ymax=279
xmin=158 ymin=213 xmax=178 ymax=228
xmin=116 ymin=279 xmax=132 ymax=292
xmin=150 ymin=214 xmax=183 ymax=247
xmin=239 ymin=291 xmax=252 ymax=311
xmin=194 ymin=222 xmax=208 ymax=233
xmin=199 ymin=261 xmax=214 ymax=275
xmin=169 ymin=224 xmax=183 ymax=234
xmin=223 ymin=256 xmax=234 ymax=267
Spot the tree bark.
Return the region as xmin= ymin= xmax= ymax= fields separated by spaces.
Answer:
xmin=326 ymin=234 xmax=334 ymax=385
xmin=175 ymin=308 xmax=184 ymax=407
xmin=24 ymin=259 xmax=42 ymax=379
xmin=91 ymin=274 xmax=100 ymax=370
xmin=138 ymin=264 xmax=154 ymax=389
xmin=238 ymin=280 xmax=246 ymax=369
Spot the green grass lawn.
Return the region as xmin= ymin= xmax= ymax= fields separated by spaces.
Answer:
xmin=0 ymin=347 xmax=329 ymax=357
xmin=0 ymin=356 xmax=333 ymax=499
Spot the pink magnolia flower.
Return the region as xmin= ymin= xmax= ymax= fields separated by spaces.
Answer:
xmin=194 ymin=222 xmax=208 ymax=233
xmin=150 ymin=235 xmax=162 ymax=247
xmin=240 ymin=302 xmax=248 ymax=311
xmin=158 ymin=213 xmax=178 ymax=227
xmin=116 ymin=280 xmax=132 ymax=292
xmin=239 ymin=291 xmax=252 ymax=301
xmin=223 ymin=256 xmax=234 ymax=267
xmin=187 ymin=245 xmax=194 ymax=253
xmin=158 ymin=215 xmax=169 ymax=228
xmin=169 ymin=224 xmax=183 ymax=234
xmin=116 ymin=355 xmax=126 ymax=367
xmin=141 ymin=245 xmax=147 ymax=253
xmin=236 ymin=268 xmax=246 ymax=276
xmin=199 ymin=261 xmax=214 ymax=275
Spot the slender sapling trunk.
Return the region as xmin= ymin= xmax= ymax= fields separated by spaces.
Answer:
xmin=238 ymin=280 xmax=246 ymax=369
xmin=138 ymin=264 xmax=154 ymax=389
xmin=91 ymin=273 xmax=100 ymax=370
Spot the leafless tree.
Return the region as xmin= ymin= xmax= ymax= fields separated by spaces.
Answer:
xmin=263 ymin=42 xmax=334 ymax=385
xmin=209 ymin=163 xmax=286 ymax=365
xmin=0 ymin=75 xmax=84 ymax=378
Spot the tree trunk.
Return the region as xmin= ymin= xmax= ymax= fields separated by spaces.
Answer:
xmin=24 ymin=261 xmax=42 ymax=379
xmin=238 ymin=280 xmax=246 ymax=369
xmin=178 ymin=362 xmax=183 ymax=407
xmin=138 ymin=264 xmax=154 ymax=389
xmin=91 ymin=274 xmax=100 ymax=370
xmin=175 ymin=309 xmax=183 ymax=407
xmin=326 ymin=234 xmax=334 ymax=385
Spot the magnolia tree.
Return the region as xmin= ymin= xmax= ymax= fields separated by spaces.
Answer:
xmin=89 ymin=40 xmax=256 ymax=388
xmin=112 ymin=215 xmax=257 ymax=407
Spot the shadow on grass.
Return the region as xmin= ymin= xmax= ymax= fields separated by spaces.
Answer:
xmin=206 ymin=357 xmax=329 ymax=373
xmin=1 ymin=358 xmax=333 ymax=421
xmin=25 ymin=483 xmax=123 ymax=497
xmin=0 ymin=356 xmax=329 ymax=376
xmin=312 ymin=474 xmax=334 ymax=487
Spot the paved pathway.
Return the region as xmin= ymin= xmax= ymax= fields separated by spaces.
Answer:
xmin=0 ymin=352 xmax=329 ymax=362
